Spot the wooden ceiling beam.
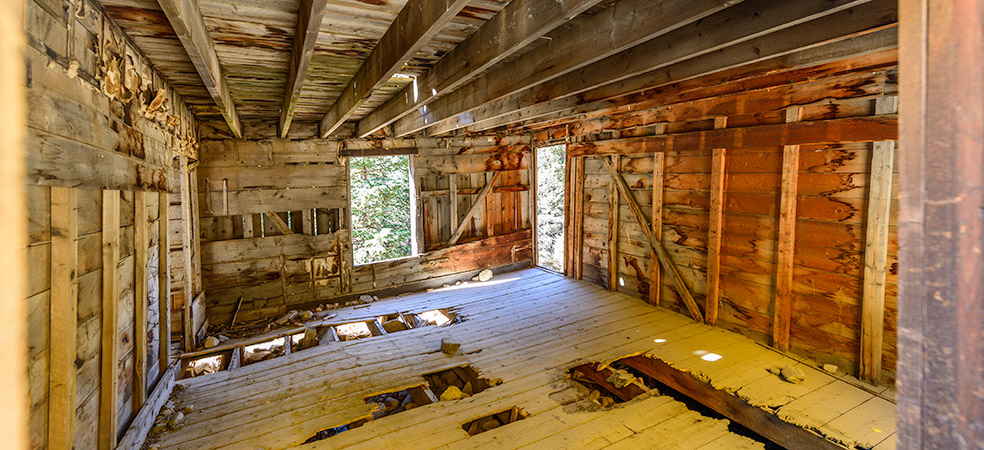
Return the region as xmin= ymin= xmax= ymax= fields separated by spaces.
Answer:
xmin=318 ymin=0 xmax=471 ymax=138
xmin=355 ymin=0 xmax=605 ymax=137
xmin=448 ymin=1 xmax=898 ymax=136
xmin=279 ymin=0 xmax=330 ymax=138
xmin=487 ymin=28 xmax=898 ymax=135
xmin=157 ymin=0 xmax=242 ymax=138
xmin=388 ymin=0 xmax=743 ymax=137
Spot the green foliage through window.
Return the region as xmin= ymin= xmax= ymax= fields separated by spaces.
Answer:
xmin=536 ymin=145 xmax=566 ymax=272
xmin=350 ymin=155 xmax=412 ymax=265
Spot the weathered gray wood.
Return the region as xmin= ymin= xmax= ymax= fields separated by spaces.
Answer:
xmin=355 ymin=0 xmax=604 ymax=136
xmin=116 ymin=363 xmax=179 ymax=450
xmin=280 ymin=0 xmax=329 ymax=137
xmin=156 ymin=0 xmax=242 ymax=137
xmin=318 ymin=0 xmax=471 ymax=137
xmin=859 ymin=96 xmax=898 ymax=383
xmin=448 ymin=171 xmax=502 ymax=247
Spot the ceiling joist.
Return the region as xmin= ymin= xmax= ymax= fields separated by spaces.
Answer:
xmin=355 ymin=0 xmax=605 ymax=137
xmin=280 ymin=0 xmax=330 ymax=138
xmin=388 ymin=0 xmax=741 ymax=137
xmin=443 ymin=1 xmax=898 ymax=135
xmin=318 ymin=0 xmax=471 ymax=138
xmin=157 ymin=0 xmax=242 ymax=138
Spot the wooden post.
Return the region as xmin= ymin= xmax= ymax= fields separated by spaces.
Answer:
xmin=302 ymin=209 xmax=314 ymax=235
xmin=574 ymin=156 xmax=585 ymax=280
xmin=529 ymin=146 xmax=538 ymax=267
xmin=449 ymin=174 xmax=458 ymax=232
xmin=608 ymin=155 xmax=620 ymax=291
xmin=773 ymin=107 xmax=802 ymax=352
xmin=859 ymin=97 xmax=898 ymax=384
xmin=898 ymin=1 xmax=984 ymax=447
xmin=484 ymin=172 xmax=496 ymax=238
xmin=649 ymin=150 xmax=664 ymax=305
xmin=133 ymin=191 xmax=148 ymax=408
xmin=705 ymin=117 xmax=728 ymax=325
xmin=158 ymin=192 xmax=170 ymax=376
xmin=49 ymin=186 xmax=77 ymax=449
xmin=409 ymin=155 xmax=424 ymax=255
xmin=178 ymin=156 xmax=195 ymax=351
xmin=100 ymin=190 xmax=121 ymax=450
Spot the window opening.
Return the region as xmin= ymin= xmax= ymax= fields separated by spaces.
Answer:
xmin=350 ymin=155 xmax=413 ymax=265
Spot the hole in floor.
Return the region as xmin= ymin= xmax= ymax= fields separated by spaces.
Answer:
xmin=304 ymin=385 xmax=438 ymax=443
xmin=423 ymin=365 xmax=499 ymax=400
xmin=304 ymin=365 xmax=499 ymax=443
xmin=567 ymin=358 xmax=782 ymax=449
xmin=182 ymin=354 xmax=225 ymax=378
xmin=335 ymin=322 xmax=373 ymax=341
xmin=462 ymin=407 xmax=529 ymax=436
xmin=567 ymin=363 xmax=649 ymax=408
xmin=242 ymin=337 xmax=286 ymax=364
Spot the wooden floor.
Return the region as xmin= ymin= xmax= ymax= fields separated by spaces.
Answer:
xmin=153 ymin=268 xmax=896 ymax=449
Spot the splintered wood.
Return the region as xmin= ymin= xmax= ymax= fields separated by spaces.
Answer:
xmin=151 ymin=269 xmax=894 ymax=449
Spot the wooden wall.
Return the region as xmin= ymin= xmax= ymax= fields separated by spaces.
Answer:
xmin=197 ymin=137 xmax=533 ymax=325
xmin=553 ymin=49 xmax=900 ymax=385
xmin=23 ymin=0 xmax=197 ymax=447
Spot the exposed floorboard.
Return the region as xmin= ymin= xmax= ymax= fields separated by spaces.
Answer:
xmin=152 ymin=269 xmax=896 ymax=449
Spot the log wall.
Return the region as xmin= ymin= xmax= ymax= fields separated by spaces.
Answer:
xmin=551 ymin=49 xmax=900 ymax=384
xmin=197 ymin=137 xmax=533 ymax=326
xmin=23 ymin=0 xmax=197 ymax=447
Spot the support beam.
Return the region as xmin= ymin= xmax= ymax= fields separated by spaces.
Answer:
xmin=773 ymin=108 xmax=802 ymax=352
xmin=602 ymin=159 xmax=703 ymax=322
xmin=568 ymin=115 xmax=897 ymax=157
xmin=158 ymin=192 xmax=170 ymax=375
xmin=649 ymin=147 xmax=665 ymax=305
xmin=280 ymin=0 xmax=330 ymax=137
xmin=49 ymin=186 xmax=77 ymax=449
xmin=178 ymin=156 xmax=195 ymax=351
xmin=318 ymin=0 xmax=471 ymax=137
xmin=706 ymin=117 xmax=728 ymax=325
xmin=399 ymin=0 xmax=891 ymax=137
xmin=607 ymin=155 xmax=620 ymax=291
xmin=449 ymin=171 xmax=502 ymax=246
xmin=157 ymin=0 xmax=242 ymax=138
xmin=620 ymin=355 xmax=845 ymax=450
xmin=484 ymin=172 xmax=496 ymax=238
xmin=859 ymin=97 xmax=898 ymax=384
xmin=445 ymin=2 xmax=897 ymax=136
xmin=574 ymin=156 xmax=584 ymax=280
xmin=898 ymin=1 xmax=984 ymax=446
xmin=133 ymin=191 xmax=149 ymax=409
xmin=356 ymin=0 xmax=604 ymax=136
xmin=264 ymin=212 xmax=293 ymax=235
xmin=449 ymin=174 xmax=458 ymax=232
xmin=99 ymin=190 xmax=121 ymax=450
xmin=393 ymin=0 xmax=741 ymax=137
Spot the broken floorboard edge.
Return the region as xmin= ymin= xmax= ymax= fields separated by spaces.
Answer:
xmin=259 ymin=260 xmax=533 ymax=322
xmin=618 ymin=355 xmax=847 ymax=450
xmin=184 ymin=261 xmax=529 ymax=361
xmin=117 ymin=363 xmax=181 ymax=450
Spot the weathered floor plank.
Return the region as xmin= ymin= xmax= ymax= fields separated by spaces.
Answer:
xmin=152 ymin=268 xmax=895 ymax=449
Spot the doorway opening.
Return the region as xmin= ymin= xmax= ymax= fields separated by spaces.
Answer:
xmin=535 ymin=145 xmax=566 ymax=272
xmin=349 ymin=155 xmax=413 ymax=265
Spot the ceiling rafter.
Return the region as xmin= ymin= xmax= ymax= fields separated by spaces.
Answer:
xmin=438 ymin=0 xmax=898 ymax=135
xmin=280 ymin=0 xmax=330 ymax=138
xmin=318 ymin=0 xmax=471 ymax=138
xmin=355 ymin=0 xmax=606 ymax=138
xmin=388 ymin=0 xmax=743 ymax=138
xmin=157 ymin=0 xmax=242 ymax=138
